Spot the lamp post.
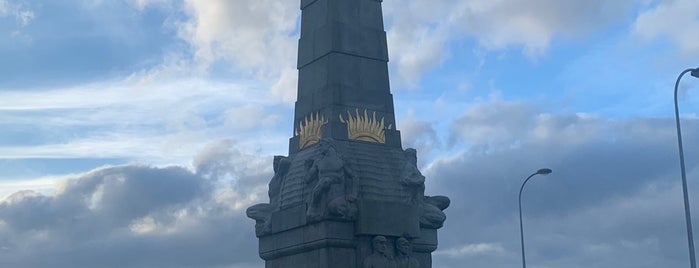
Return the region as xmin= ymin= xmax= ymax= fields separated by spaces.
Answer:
xmin=674 ymin=67 xmax=699 ymax=268
xmin=518 ymin=168 xmax=553 ymax=268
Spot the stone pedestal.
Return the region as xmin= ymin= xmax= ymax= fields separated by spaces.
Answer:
xmin=261 ymin=220 xmax=356 ymax=268
xmin=259 ymin=218 xmax=440 ymax=268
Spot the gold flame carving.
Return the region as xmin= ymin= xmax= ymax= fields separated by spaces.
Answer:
xmin=339 ymin=109 xmax=392 ymax=144
xmin=295 ymin=112 xmax=328 ymax=150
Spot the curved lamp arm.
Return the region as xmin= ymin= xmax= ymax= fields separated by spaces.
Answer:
xmin=674 ymin=67 xmax=699 ymax=268
xmin=518 ymin=168 xmax=552 ymax=268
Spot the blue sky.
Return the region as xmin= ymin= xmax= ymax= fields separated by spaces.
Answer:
xmin=1 ymin=0 xmax=699 ymax=267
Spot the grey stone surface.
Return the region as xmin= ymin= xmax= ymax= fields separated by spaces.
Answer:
xmin=293 ymin=0 xmax=397 ymax=153
xmin=396 ymin=237 xmax=420 ymax=268
xmin=247 ymin=0 xmax=449 ymax=267
xmin=363 ymin=236 xmax=396 ymax=268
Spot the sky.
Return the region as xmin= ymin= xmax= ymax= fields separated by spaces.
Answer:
xmin=1 ymin=0 xmax=699 ymax=267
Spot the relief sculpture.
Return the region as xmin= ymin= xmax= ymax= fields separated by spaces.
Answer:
xmin=246 ymin=155 xmax=291 ymax=236
xmin=396 ymin=237 xmax=420 ymax=268
xmin=268 ymin=156 xmax=291 ymax=207
xmin=305 ymin=140 xmax=358 ymax=221
xmin=363 ymin=236 xmax=397 ymax=268
xmin=400 ymin=148 xmax=450 ymax=229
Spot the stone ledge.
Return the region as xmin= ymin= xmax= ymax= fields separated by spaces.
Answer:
xmin=261 ymin=238 xmax=355 ymax=260
xmin=260 ymin=220 xmax=356 ymax=260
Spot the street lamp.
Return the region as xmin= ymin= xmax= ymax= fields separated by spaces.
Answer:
xmin=518 ymin=168 xmax=553 ymax=268
xmin=674 ymin=67 xmax=699 ymax=268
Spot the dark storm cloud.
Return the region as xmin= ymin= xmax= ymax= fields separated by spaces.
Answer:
xmin=429 ymin=99 xmax=699 ymax=267
xmin=0 ymin=141 xmax=270 ymax=268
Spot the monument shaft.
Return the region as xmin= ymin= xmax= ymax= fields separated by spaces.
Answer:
xmin=247 ymin=1 xmax=450 ymax=267
xmin=291 ymin=0 xmax=400 ymax=153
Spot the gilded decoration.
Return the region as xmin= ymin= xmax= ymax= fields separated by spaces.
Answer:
xmin=339 ymin=109 xmax=392 ymax=144
xmin=295 ymin=112 xmax=328 ymax=150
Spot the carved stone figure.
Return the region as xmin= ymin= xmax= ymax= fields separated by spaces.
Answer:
xmin=246 ymin=203 xmax=273 ymax=236
xmin=245 ymin=155 xmax=292 ymax=236
xmin=401 ymin=148 xmax=449 ymax=229
xmin=305 ymin=141 xmax=358 ymax=221
xmin=401 ymin=149 xmax=425 ymax=204
xmin=268 ymin=155 xmax=291 ymax=207
xmin=396 ymin=237 xmax=420 ymax=268
xmin=363 ymin=236 xmax=397 ymax=268
xmin=327 ymin=194 xmax=357 ymax=220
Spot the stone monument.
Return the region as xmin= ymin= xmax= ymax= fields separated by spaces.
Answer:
xmin=246 ymin=0 xmax=450 ymax=267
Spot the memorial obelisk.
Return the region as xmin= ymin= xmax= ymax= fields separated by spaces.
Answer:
xmin=247 ymin=0 xmax=450 ymax=267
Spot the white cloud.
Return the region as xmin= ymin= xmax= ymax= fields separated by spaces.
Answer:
xmin=448 ymin=94 xmax=537 ymax=147
xmin=0 ymin=77 xmax=265 ymax=111
xmin=126 ymin=0 xmax=172 ymax=11
xmin=270 ymin=67 xmax=298 ymax=104
xmin=0 ymin=0 xmax=35 ymax=27
xmin=193 ymin=140 xmax=270 ymax=182
xmin=382 ymin=0 xmax=637 ymax=86
xmin=633 ymin=0 xmax=699 ymax=57
xmin=224 ymin=104 xmax=282 ymax=131
xmin=0 ymin=175 xmax=64 ymax=200
xmin=15 ymin=9 xmax=33 ymax=26
xmin=177 ymin=0 xmax=298 ymax=90
xmin=0 ymin=74 xmax=291 ymax=165
xmin=447 ymin=95 xmax=618 ymax=150
xmin=384 ymin=1 xmax=451 ymax=88
xmin=0 ymin=1 xmax=7 ymax=15
xmin=399 ymin=110 xmax=441 ymax=164
xmin=436 ymin=242 xmax=505 ymax=257
xmin=446 ymin=0 xmax=634 ymax=56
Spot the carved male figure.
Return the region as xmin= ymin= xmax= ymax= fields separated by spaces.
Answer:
xmin=363 ymin=236 xmax=397 ymax=268
xmin=305 ymin=141 xmax=357 ymax=220
xmin=400 ymin=148 xmax=448 ymax=229
xmin=396 ymin=237 xmax=419 ymax=268
xmin=268 ymin=155 xmax=291 ymax=207
xmin=400 ymin=148 xmax=425 ymax=204
xmin=246 ymin=156 xmax=291 ymax=236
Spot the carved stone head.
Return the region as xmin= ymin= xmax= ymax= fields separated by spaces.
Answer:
xmin=396 ymin=237 xmax=412 ymax=256
xmin=372 ymin=236 xmax=389 ymax=255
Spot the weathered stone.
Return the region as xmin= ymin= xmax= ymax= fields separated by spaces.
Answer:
xmin=246 ymin=0 xmax=449 ymax=267
xmin=396 ymin=237 xmax=420 ymax=268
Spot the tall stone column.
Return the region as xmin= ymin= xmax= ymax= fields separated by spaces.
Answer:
xmin=291 ymin=0 xmax=401 ymax=153
xmin=247 ymin=1 xmax=450 ymax=267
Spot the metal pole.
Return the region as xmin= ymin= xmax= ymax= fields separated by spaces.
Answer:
xmin=675 ymin=68 xmax=697 ymax=268
xmin=519 ymin=172 xmax=538 ymax=268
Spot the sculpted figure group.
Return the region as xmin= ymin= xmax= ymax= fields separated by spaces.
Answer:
xmin=248 ymin=139 xmax=450 ymax=240
xmin=363 ymin=236 xmax=419 ymax=268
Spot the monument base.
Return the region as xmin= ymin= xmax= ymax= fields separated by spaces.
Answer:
xmin=259 ymin=220 xmax=439 ymax=268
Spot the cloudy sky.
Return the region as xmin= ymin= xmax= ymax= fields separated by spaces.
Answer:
xmin=1 ymin=0 xmax=699 ymax=267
